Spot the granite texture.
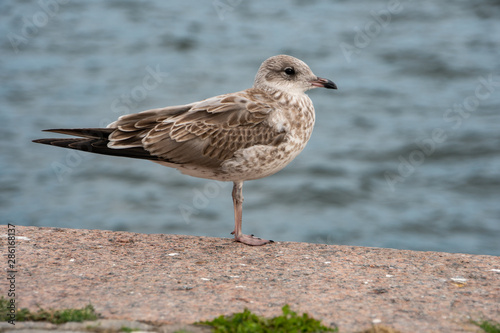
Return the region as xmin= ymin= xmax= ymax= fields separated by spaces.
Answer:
xmin=2 ymin=226 xmax=499 ymax=332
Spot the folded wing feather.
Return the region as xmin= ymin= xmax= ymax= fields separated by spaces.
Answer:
xmin=107 ymin=89 xmax=287 ymax=167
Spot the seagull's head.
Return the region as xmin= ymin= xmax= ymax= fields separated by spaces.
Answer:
xmin=254 ymin=55 xmax=337 ymax=95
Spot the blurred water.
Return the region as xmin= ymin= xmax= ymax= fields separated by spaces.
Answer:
xmin=1 ymin=0 xmax=499 ymax=255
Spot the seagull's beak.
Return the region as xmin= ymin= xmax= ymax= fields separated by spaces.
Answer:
xmin=310 ymin=77 xmax=337 ymax=89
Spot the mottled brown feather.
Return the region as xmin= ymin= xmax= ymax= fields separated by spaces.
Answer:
xmin=107 ymin=89 xmax=287 ymax=166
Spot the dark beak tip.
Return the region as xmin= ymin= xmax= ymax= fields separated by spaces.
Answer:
xmin=326 ymin=81 xmax=338 ymax=90
xmin=314 ymin=77 xmax=337 ymax=90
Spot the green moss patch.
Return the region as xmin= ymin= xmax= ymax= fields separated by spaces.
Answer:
xmin=472 ymin=320 xmax=500 ymax=333
xmin=1 ymin=297 xmax=99 ymax=324
xmin=198 ymin=304 xmax=337 ymax=332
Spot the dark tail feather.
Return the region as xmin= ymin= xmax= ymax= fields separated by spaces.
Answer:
xmin=33 ymin=128 xmax=161 ymax=161
xmin=42 ymin=128 xmax=114 ymax=139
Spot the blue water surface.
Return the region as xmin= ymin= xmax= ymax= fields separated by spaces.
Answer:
xmin=1 ymin=0 xmax=499 ymax=255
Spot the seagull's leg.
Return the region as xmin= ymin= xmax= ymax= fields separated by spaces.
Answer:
xmin=231 ymin=181 xmax=272 ymax=246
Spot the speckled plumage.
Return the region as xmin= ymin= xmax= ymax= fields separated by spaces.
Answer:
xmin=33 ymin=55 xmax=337 ymax=246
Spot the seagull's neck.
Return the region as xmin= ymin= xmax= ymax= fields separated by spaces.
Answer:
xmin=256 ymin=84 xmax=308 ymax=106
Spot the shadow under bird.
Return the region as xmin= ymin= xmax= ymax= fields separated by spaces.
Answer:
xmin=33 ymin=55 xmax=337 ymax=246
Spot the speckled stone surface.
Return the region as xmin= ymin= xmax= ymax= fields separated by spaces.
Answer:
xmin=3 ymin=226 xmax=499 ymax=332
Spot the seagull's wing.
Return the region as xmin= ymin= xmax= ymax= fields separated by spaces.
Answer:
xmin=107 ymin=88 xmax=287 ymax=167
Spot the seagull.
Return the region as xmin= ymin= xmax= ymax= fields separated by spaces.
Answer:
xmin=33 ymin=55 xmax=337 ymax=246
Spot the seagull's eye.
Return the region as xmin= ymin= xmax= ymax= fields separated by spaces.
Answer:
xmin=284 ymin=67 xmax=295 ymax=75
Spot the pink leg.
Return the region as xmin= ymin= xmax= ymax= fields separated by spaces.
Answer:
xmin=231 ymin=181 xmax=272 ymax=246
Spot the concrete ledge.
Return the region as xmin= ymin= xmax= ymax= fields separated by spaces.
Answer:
xmin=0 ymin=319 xmax=210 ymax=333
xmin=4 ymin=226 xmax=499 ymax=332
